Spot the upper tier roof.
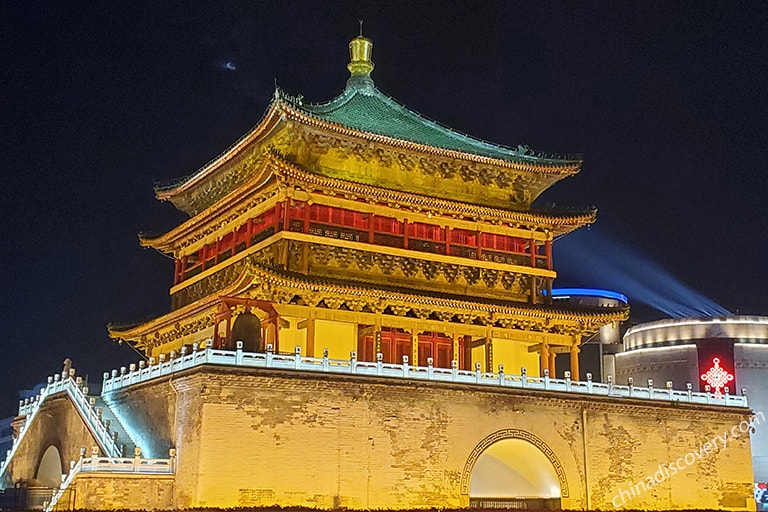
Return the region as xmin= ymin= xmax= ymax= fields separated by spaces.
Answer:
xmin=155 ymin=35 xmax=582 ymax=216
xmin=279 ymin=79 xmax=579 ymax=166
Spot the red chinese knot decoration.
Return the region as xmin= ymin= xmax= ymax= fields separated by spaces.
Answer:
xmin=700 ymin=357 xmax=734 ymax=399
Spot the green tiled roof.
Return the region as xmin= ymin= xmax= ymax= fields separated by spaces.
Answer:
xmin=282 ymin=78 xmax=580 ymax=165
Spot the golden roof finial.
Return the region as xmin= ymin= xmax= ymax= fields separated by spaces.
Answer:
xmin=347 ymin=23 xmax=374 ymax=82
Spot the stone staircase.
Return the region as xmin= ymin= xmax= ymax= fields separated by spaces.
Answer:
xmin=88 ymin=396 xmax=138 ymax=457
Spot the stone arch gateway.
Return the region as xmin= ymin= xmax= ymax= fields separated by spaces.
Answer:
xmin=461 ymin=429 xmax=568 ymax=508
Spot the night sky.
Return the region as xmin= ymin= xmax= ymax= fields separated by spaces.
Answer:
xmin=1 ymin=1 xmax=766 ymax=414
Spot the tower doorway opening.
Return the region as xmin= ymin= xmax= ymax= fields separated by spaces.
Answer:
xmin=469 ymin=438 xmax=562 ymax=509
xmin=230 ymin=312 xmax=263 ymax=352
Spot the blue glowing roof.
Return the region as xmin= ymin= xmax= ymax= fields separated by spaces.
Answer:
xmin=550 ymin=288 xmax=628 ymax=304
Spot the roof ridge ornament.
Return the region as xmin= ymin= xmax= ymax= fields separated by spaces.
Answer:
xmin=347 ymin=29 xmax=374 ymax=88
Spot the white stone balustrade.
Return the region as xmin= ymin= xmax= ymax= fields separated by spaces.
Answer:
xmin=100 ymin=340 xmax=749 ymax=408
xmin=44 ymin=450 xmax=175 ymax=512
xmin=1 ymin=374 xmax=127 ymax=483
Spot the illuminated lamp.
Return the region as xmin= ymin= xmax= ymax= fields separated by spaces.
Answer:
xmin=700 ymin=357 xmax=734 ymax=400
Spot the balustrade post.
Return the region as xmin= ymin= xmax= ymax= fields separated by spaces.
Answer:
xmin=451 ymin=360 xmax=458 ymax=382
xmin=647 ymin=379 xmax=654 ymax=399
xmin=705 ymin=385 xmax=712 ymax=404
xmin=90 ymin=446 xmax=99 ymax=468
xmin=133 ymin=447 xmax=141 ymax=472
xmin=350 ymin=351 xmax=357 ymax=373
xmin=169 ymin=448 xmax=177 ymax=473
xmin=564 ymin=371 xmax=572 ymax=392
xmin=322 ymin=348 xmax=329 ymax=372
xmin=666 ymin=381 xmax=674 ymax=400
xmin=627 ymin=377 xmax=634 ymax=397
xmin=607 ymin=374 xmax=613 ymax=395
xmin=521 ymin=367 xmax=527 ymax=388
xmin=402 ymin=355 xmax=409 ymax=377
xmin=543 ymin=368 xmax=550 ymax=390
xmin=475 ymin=362 xmax=482 ymax=384
xmin=294 ymin=346 xmax=302 ymax=369
xmin=266 ymin=344 xmax=274 ymax=367
xmin=376 ymin=352 xmax=383 ymax=376
xmin=686 ymin=383 xmax=693 ymax=402
xmin=724 ymin=386 xmax=730 ymax=405
xmin=586 ymin=373 xmax=593 ymax=393
xmin=427 ymin=357 xmax=434 ymax=379
xmin=236 ymin=341 xmax=244 ymax=365
xmin=497 ymin=364 xmax=505 ymax=386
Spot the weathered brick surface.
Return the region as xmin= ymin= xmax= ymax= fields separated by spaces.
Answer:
xmin=158 ymin=367 xmax=754 ymax=510
xmin=71 ymin=473 xmax=174 ymax=510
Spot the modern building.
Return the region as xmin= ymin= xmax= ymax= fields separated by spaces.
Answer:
xmin=0 ymin=35 xmax=755 ymax=511
xmin=615 ymin=316 xmax=768 ymax=487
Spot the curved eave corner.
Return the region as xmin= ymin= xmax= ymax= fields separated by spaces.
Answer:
xmin=153 ymin=98 xmax=285 ymax=202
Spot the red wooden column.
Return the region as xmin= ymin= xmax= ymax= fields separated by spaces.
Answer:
xmin=179 ymin=256 xmax=188 ymax=284
xmin=545 ymin=239 xmax=552 ymax=270
xmin=540 ymin=342 xmax=550 ymax=377
xmin=529 ymin=237 xmax=536 ymax=267
xmin=273 ymin=203 xmax=281 ymax=233
xmin=445 ymin=226 xmax=451 ymax=256
xmin=570 ymin=344 xmax=580 ymax=381
xmin=367 ymin=213 xmax=375 ymax=244
xmin=403 ymin=218 xmax=409 ymax=249
xmin=245 ymin=218 xmax=254 ymax=248
xmin=283 ymin=199 xmax=291 ymax=229
xmin=476 ymin=231 xmax=483 ymax=260
xmin=303 ymin=202 xmax=310 ymax=233
xmin=173 ymin=259 xmax=181 ymax=285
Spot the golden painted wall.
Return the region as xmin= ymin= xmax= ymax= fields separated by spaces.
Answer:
xmin=492 ymin=338 xmax=541 ymax=375
xmin=315 ymin=319 xmax=357 ymax=359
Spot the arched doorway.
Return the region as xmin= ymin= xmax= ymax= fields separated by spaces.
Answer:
xmin=230 ymin=312 xmax=263 ymax=352
xmin=462 ymin=430 xmax=567 ymax=509
xmin=36 ymin=445 xmax=63 ymax=488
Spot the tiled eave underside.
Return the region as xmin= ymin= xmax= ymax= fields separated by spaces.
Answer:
xmin=142 ymin=154 xmax=596 ymax=254
xmin=111 ymin=262 xmax=628 ymax=346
